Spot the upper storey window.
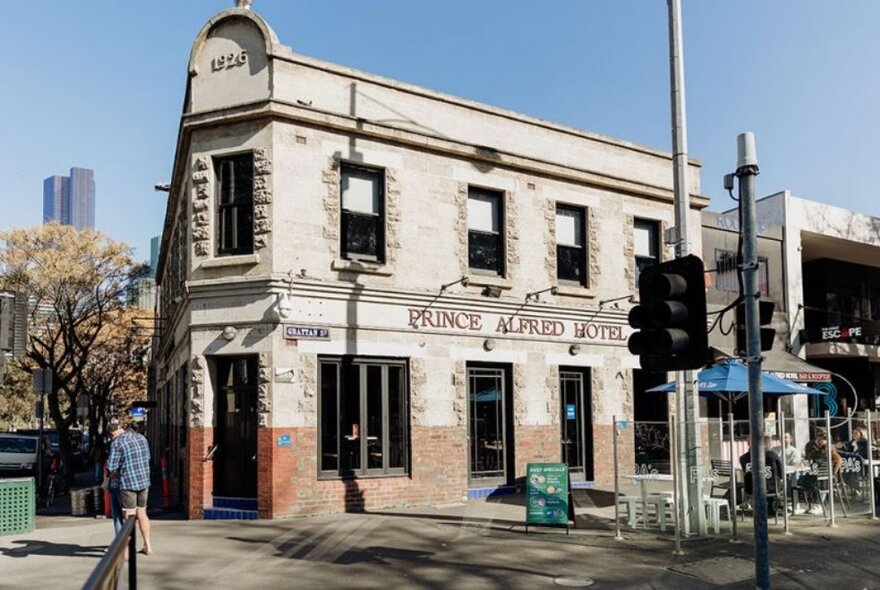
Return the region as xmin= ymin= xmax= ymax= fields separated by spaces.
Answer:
xmin=633 ymin=218 xmax=659 ymax=286
xmin=468 ymin=187 xmax=505 ymax=277
xmin=341 ymin=163 xmax=385 ymax=263
xmin=215 ymin=153 xmax=254 ymax=256
xmin=556 ymin=205 xmax=587 ymax=287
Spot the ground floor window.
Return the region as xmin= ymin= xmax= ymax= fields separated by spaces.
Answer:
xmin=468 ymin=363 xmax=514 ymax=486
xmin=560 ymin=367 xmax=593 ymax=481
xmin=319 ymin=357 xmax=409 ymax=477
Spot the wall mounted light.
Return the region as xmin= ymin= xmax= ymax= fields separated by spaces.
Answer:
xmin=482 ymin=286 xmax=503 ymax=298
xmin=525 ymin=286 xmax=558 ymax=302
xmin=483 ymin=338 xmax=496 ymax=352
xmin=222 ymin=326 xmax=238 ymax=341
xmin=569 ymin=344 xmax=581 ymax=356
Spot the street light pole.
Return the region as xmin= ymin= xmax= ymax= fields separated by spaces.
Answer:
xmin=667 ymin=0 xmax=704 ymax=535
xmin=736 ymin=132 xmax=771 ymax=589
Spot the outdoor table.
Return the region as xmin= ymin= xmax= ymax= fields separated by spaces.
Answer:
xmin=630 ymin=473 xmax=673 ymax=528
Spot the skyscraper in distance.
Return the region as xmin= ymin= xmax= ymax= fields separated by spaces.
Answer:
xmin=42 ymin=167 xmax=95 ymax=230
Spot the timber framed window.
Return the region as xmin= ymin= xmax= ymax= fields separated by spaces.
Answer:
xmin=215 ymin=153 xmax=254 ymax=256
xmin=319 ymin=357 xmax=409 ymax=478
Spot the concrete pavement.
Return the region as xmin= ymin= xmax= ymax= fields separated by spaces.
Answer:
xmin=3 ymin=494 xmax=880 ymax=589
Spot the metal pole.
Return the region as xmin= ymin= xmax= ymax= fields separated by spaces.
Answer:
xmin=667 ymin=0 xmax=704 ymax=537
xmin=129 ymin=517 xmax=138 ymax=589
xmin=779 ymin=407 xmax=790 ymax=535
xmin=613 ymin=415 xmax=623 ymax=540
xmin=728 ymin=411 xmax=739 ymax=542
xmin=737 ymin=131 xmax=770 ymax=589
xmin=826 ymin=410 xmax=836 ymax=527
xmin=671 ymin=418 xmax=683 ymax=555
xmin=868 ymin=410 xmax=877 ymax=519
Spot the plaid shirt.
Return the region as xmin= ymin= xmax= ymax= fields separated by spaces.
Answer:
xmin=107 ymin=431 xmax=151 ymax=491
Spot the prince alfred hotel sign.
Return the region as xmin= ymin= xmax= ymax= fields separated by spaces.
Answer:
xmin=406 ymin=308 xmax=629 ymax=343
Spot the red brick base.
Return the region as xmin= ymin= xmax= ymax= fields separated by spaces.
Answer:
xmin=592 ymin=423 xmax=633 ymax=486
xmin=515 ymin=425 xmax=561 ymax=478
xmin=184 ymin=420 xmax=638 ymax=518
xmin=185 ymin=427 xmax=214 ymax=519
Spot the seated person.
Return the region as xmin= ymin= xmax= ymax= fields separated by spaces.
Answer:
xmin=739 ymin=437 xmax=784 ymax=511
xmin=797 ymin=430 xmax=842 ymax=514
xmin=771 ymin=432 xmax=801 ymax=467
xmin=844 ymin=427 xmax=869 ymax=460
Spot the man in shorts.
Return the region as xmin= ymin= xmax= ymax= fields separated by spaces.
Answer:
xmin=107 ymin=418 xmax=153 ymax=556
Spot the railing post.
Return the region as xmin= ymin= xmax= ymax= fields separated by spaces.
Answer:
xmin=613 ymin=415 xmax=623 ymax=540
xmin=779 ymin=406 xmax=790 ymax=535
xmin=826 ymin=410 xmax=836 ymax=527
xmin=129 ymin=516 xmax=137 ymax=589
xmin=729 ymin=412 xmax=739 ymax=543
xmin=867 ymin=410 xmax=876 ymax=520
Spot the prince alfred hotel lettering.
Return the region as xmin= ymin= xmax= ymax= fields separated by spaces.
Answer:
xmin=152 ymin=2 xmax=708 ymax=519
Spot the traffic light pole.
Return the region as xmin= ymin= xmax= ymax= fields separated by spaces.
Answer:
xmin=667 ymin=0 xmax=704 ymax=536
xmin=737 ymin=132 xmax=771 ymax=589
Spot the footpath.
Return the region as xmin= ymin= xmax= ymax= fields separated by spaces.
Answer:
xmin=2 ymin=489 xmax=880 ymax=589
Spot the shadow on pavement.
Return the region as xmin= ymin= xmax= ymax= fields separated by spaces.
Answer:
xmin=0 ymin=539 xmax=107 ymax=558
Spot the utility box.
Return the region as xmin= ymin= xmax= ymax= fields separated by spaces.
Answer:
xmin=0 ymin=477 xmax=36 ymax=536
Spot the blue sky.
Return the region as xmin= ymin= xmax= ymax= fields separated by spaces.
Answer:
xmin=2 ymin=1 xmax=878 ymax=262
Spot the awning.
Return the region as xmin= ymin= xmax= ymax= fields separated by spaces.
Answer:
xmin=708 ymin=346 xmax=832 ymax=383
xmin=759 ymin=350 xmax=832 ymax=383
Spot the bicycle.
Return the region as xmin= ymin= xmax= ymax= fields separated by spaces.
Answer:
xmin=41 ymin=457 xmax=64 ymax=508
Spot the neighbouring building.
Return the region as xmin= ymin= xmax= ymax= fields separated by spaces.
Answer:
xmin=42 ymin=167 xmax=95 ymax=230
xmin=151 ymin=5 xmax=707 ymax=519
xmin=756 ymin=191 xmax=880 ymax=418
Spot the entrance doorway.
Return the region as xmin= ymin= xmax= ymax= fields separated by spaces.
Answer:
xmin=214 ymin=356 xmax=258 ymax=498
xmin=467 ymin=363 xmax=514 ymax=487
xmin=560 ymin=368 xmax=593 ymax=481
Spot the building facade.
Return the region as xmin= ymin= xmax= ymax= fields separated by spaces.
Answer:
xmin=152 ymin=6 xmax=707 ymax=519
xmin=42 ymin=167 xmax=95 ymax=230
xmin=757 ymin=191 xmax=880 ymax=417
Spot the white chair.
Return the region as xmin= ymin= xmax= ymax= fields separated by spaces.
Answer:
xmin=645 ymin=494 xmax=675 ymax=532
xmin=617 ymin=496 xmax=642 ymax=528
xmin=703 ymin=496 xmax=730 ymax=534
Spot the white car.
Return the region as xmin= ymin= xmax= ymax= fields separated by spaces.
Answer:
xmin=0 ymin=433 xmax=40 ymax=475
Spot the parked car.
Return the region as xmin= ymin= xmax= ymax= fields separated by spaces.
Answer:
xmin=0 ymin=433 xmax=40 ymax=475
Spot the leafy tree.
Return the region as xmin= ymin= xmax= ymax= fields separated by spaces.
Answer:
xmin=79 ymin=307 xmax=152 ymax=463
xmin=0 ymin=223 xmax=148 ymax=482
xmin=0 ymin=362 xmax=38 ymax=430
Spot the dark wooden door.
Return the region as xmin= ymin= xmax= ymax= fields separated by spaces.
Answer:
xmin=214 ymin=356 xmax=258 ymax=498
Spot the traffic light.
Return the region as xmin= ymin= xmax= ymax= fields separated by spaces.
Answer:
xmin=627 ymin=254 xmax=708 ymax=371
xmin=736 ymin=298 xmax=776 ymax=355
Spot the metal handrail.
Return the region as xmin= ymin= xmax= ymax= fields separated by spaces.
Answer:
xmin=82 ymin=516 xmax=137 ymax=590
xmin=204 ymin=444 xmax=219 ymax=462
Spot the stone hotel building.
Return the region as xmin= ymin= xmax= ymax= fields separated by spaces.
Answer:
xmin=152 ymin=5 xmax=707 ymax=519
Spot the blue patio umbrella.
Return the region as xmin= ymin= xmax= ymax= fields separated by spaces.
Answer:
xmin=645 ymin=358 xmax=823 ymax=405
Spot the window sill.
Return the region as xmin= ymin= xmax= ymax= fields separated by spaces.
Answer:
xmin=332 ymin=258 xmax=394 ymax=276
xmin=556 ymin=284 xmax=596 ymax=299
xmin=465 ymin=273 xmax=512 ymax=290
xmin=318 ymin=471 xmax=409 ymax=481
xmin=201 ymin=253 xmax=260 ymax=269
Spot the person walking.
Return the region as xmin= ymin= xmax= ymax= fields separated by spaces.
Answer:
xmin=107 ymin=418 xmax=153 ymax=556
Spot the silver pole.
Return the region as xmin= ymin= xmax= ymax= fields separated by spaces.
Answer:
xmin=671 ymin=418 xmax=683 ymax=555
xmin=779 ymin=406 xmax=790 ymax=535
xmin=613 ymin=415 xmax=623 ymax=540
xmin=737 ymin=131 xmax=770 ymax=589
xmin=826 ymin=410 xmax=836 ymax=527
xmin=728 ymin=411 xmax=739 ymax=542
xmin=867 ymin=410 xmax=876 ymax=519
xmin=667 ymin=0 xmax=704 ymax=536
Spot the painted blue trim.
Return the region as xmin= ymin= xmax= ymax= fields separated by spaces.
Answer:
xmin=466 ymin=485 xmax=518 ymax=500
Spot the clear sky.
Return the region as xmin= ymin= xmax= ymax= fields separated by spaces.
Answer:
xmin=2 ymin=1 xmax=878 ymax=262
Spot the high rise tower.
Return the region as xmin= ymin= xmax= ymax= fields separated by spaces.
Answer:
xmin=42 ymin=167 xmax=95 ymax=230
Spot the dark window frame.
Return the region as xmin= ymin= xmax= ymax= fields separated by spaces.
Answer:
xmin=556 ymin=204 xmax=588 ymax=287
xmin=713 ymin=249 xmax=770 ymax=296
xmin=467 ymin=186 xmax=506 ymax=277
xmin=634 ymin=218 xmax=660 ymax=286
xmin=215 ymin=152 xmax=255 ymax=257
xmin=318 ymin=356 xmax=410 ymax=479
xmin=340 ymin=162 xmax=386 ymax=263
